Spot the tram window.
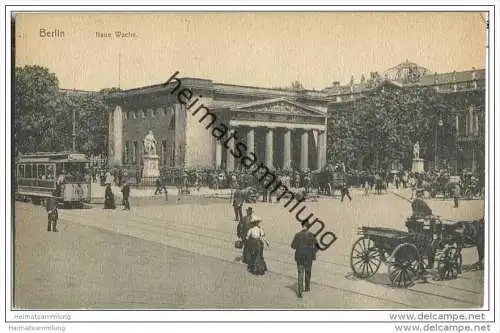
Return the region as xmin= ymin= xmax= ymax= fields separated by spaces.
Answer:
xmin=18 ymin=165 xmax=24 ymax=178
xmin=65 ymin=163 xmax=86 ymax=182
xmin=25 ymin=164 xmax=32 ymax=178
xmin=38 ymin=165 xmax=46 ymax=179
xmin=46 ymin=165 xmax=55 ymax=179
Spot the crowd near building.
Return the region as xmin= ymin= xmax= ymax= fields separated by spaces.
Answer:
xmin=104 ymin=61 xmax=485 ymax=181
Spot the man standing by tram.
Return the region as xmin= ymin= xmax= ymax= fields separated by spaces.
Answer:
xmin=46 ymin=191 xmax=59 ymax=232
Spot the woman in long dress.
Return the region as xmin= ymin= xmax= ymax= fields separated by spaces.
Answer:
xmin=104 ymin=183 xmax=116 ymax=209
xmin=246 ymin=216 xmax=269 ymax=275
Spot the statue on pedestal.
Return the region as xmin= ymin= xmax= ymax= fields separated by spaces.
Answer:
xmin=413 ymin=142 xmax=420 ymax=159
xmin=143 ymin=130 xmax=157 ymax=155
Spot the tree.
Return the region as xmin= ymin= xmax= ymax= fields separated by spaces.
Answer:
xmin=14 ymin=65 xmax=119 ymax=155
xmin=327 ymin=83 xmax=453 ymax=171
xmin=14 ymin=65 xmax=60 ymax=154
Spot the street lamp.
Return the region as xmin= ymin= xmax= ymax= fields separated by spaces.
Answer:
xmin=434 ymin=117 xmax=443 ymax=170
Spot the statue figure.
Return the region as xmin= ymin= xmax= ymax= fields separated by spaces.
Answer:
xmin=143 ymin=130 xmax=157 ymax=155
xmin=413 ymin=142 xmax=420 ymax=159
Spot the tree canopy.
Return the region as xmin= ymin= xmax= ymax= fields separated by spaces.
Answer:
xmin=14 ymin=65 xmax=120 ymax=156
xmin=327 ymin=83 xmax=457 ymax=171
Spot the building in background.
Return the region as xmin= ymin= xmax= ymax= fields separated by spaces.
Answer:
xmin=105 ymin=61 xmax=485 ymax=175
xmin=325 ymin=61 xmax=485 ymax=174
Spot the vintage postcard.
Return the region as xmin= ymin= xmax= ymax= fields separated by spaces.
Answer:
xmin=4 ymin=6 xmax=496 ymax=331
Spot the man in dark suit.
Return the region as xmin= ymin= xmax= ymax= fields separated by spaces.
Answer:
xmin=411 ymin=189 xmax=433 ymax=219
xmin=46 ymin=192 xmax=59 ymax=232
xmin=121 ymin=181 xmax=131 ymax=211
xmin=232 ymin=186 xmax=244 ymax=222
xmin=291 ymin=225 xmax=321 ymax=298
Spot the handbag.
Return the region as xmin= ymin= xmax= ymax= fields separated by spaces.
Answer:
xmin=234 ymin=239 xmax=243 ymax=249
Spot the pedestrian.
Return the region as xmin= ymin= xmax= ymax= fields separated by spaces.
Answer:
xmin=237 ymin=206 xmax=254 ymax=264
xmin=121 ymin=181 xmax=130 ymax=210
xmin=154 ymin=177 xmax=163 ymax=195
xmin=46 ymin=191 xmax=59 ymax=232
xmin=340 ymin=182 xmax=352 ymax=202
xmin=104 ymin=183 xmax=116 ymax=209
xmin=246 ymin=215 xmax=269 ymax=275
xmin=232 ymin=186 xmax=244 ymax=222
xmin=453 ymin=182 xmax=461 ymax=208
xmin=291 ymin=224 xmax=320 ymax=298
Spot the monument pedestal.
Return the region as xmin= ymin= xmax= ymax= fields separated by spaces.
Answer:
xmin=142 ymin=154 xmax=160 ymax=179
xmin=412 ymin=158 xmax=424 ymax=173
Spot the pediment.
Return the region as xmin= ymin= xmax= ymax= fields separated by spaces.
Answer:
xmin=231 ymin=98 xmax=324 ymax=117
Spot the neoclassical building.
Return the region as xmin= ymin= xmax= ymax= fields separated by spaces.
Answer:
xmin=107 ymin=77 xmax=329 ymax=172
xmin=106 ymin=61 xmax=485 ymax=174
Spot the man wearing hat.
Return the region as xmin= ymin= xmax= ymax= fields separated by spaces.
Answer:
xmin=121 ymin=180 xmax=131 ymax=211
xmin=46 ymin=190 xmax=59 ymax=232
xmin=237 ymin=206 xmax=254 ymax=264
xmin=232 ymin=184 xmax=244 ymax=222
xmin=291 ymin=224 xmax=320 ymax=298
xmin=411 ymin=189 xmax=433 ymax=219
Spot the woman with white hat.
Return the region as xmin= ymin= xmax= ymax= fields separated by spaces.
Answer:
xmin=245 ymin=215 xmax=269 ymax=275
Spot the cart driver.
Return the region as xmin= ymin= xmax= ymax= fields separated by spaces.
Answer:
xmin=406 ymin=189 xmax=434 ymax=234
xmin=411 ymin=189 xmax=433 ymax=219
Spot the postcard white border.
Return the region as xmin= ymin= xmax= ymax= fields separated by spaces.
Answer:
xmin=1 ymin=2 xmax=497 ymax=329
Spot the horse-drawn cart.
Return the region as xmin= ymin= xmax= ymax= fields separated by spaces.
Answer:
xmin=349 ymin=221 xmax=465 ymax=287
xmin=350 ymin=227 xmax=425 ymax=287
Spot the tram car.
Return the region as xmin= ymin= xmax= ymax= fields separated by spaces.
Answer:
xmin=15 ymin=152 xmax=91 ymax=204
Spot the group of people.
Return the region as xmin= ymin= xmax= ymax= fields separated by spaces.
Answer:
xmin=104 ymin=181 xmax=130 ymax=210
xmin=236 ymin=207 xmax=269 ymax=275
xmin=235 ymin=206 xmax=320 ymax=298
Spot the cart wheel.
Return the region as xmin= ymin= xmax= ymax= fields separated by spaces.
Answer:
xmin=388 ymin=243 xmax=420 ymax=288
xmin=350 ymin=237 xmax=382 ymax=278
xmin=437 ymin=246 xmax=462 ymax=280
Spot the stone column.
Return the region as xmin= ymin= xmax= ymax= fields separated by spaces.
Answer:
xmin=300 ymin=130 xmax=309 ymax=171
xmin=246 ymin=127 xmax=255 ymax=155
xmin=214 ymin=137 xmax=222 ymax=169
xmin=265 ymin=127 xmax=274 ymax=169
xmin=469 ymin=106 xmax=474 ymax=135
xmin=317 ymin=131 xmax=325 ymax=170
xmin=112 ymin=105 xmax=123 ymax=166
xmin=283 ymin=129 xmax=292 ymax=170
xmin=226 ymin=128 xmax=235 ymax=172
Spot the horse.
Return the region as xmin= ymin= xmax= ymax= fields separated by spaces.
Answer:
xmin=438 ymin=218 xmax=485 ymax=270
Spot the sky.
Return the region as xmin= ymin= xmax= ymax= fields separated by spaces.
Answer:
xmin=14 ymin=12 xmax=487 ymax=91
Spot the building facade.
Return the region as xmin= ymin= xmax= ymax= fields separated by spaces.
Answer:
xmin=106 ymin=61 xmax=485 ymax=174
xmin=107 ymin=78 xmax=329 ymax=172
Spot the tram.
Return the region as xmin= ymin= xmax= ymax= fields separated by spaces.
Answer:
xmin=15 ymin=151 xmax=91 ymax=204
